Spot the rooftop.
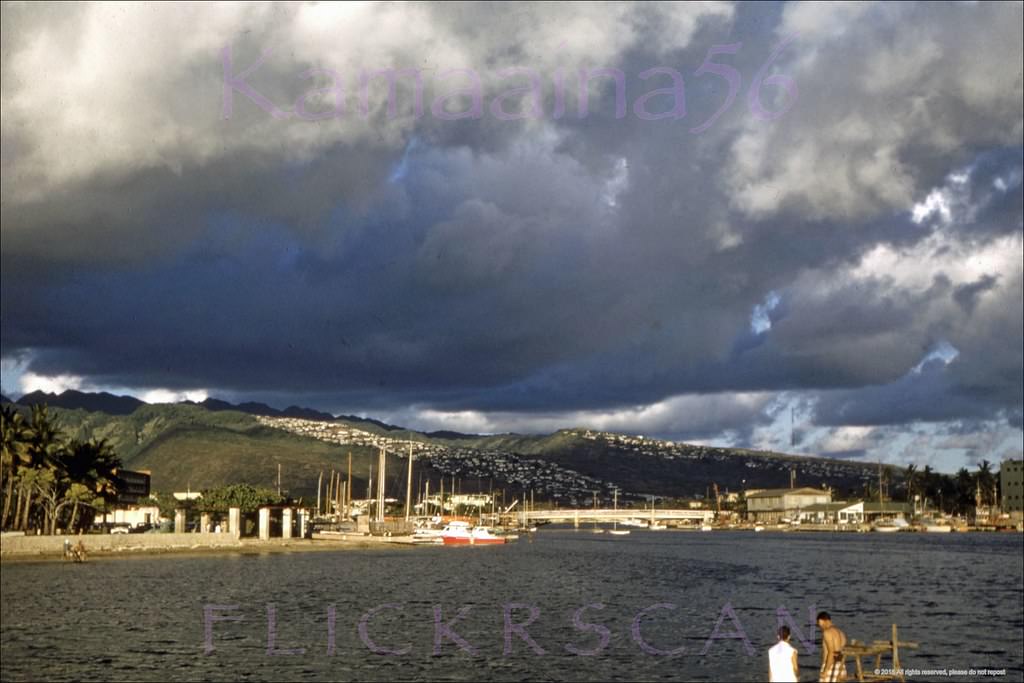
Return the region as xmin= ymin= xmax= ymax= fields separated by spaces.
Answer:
xmin=746 ymin=487 xmax=831 ymax=499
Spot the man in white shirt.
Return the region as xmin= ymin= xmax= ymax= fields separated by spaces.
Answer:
xmin=768 ymin=625 xmax=799 ymax=682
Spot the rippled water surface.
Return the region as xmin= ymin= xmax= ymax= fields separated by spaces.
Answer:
xmin=2 ymin=530 xmax=1022 ymax=682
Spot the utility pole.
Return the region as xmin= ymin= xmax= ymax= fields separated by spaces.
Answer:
xmin=277 ymin=463 xmax=281 ymax=497
xmin=346 ymin=451 xmax=352 ymax=518
xmin=405 ymin=441 xmax=414 ymax=521
xmin=376 ymin=446 xmax=387 ymax=521
xmin=317 ymin=471 xmax=323 ymax=515
xmin=339 ymin=475 xmax=348 ymax=518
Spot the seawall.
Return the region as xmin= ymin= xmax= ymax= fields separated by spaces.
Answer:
xmin=1 ymin=532 xmax=243 ymax=557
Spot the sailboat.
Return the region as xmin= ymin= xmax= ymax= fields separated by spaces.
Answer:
xmin=648 ymin=500 xmax=666 ymax=530
xmin=591 ymin=492 xmax=604 ymax=533
xmin=871 ymin=460 xmax=906 ymax=532
xmin=608 ymin=489 xmax=631 ymax=536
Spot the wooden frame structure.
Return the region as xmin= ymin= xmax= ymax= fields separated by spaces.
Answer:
xmin=842 ymin=624 xmax=918 ymax=682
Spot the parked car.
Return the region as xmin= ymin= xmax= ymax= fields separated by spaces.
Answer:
xmin=109 ymin=525 xmax=130 ymax=534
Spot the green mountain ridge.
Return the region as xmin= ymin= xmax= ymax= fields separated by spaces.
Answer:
xmin=5 ymin=399 xmax=898 ymax=503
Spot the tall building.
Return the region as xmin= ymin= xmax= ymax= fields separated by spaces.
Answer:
xmin=1000 ymin=458 xmax=1024 ymax=517
xmin=114 ymin=469 xmax=151 ymax=505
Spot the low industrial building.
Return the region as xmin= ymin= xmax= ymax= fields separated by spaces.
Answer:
xmin=798 ymin=502 xmax=856 ymax=524
xmin=745 ymin=487 xmax=832 ymax=522
xmin=861 ymin=501 xmax=913 ymax=522
xmin=797 ymin=501 xmax=913 ymax=525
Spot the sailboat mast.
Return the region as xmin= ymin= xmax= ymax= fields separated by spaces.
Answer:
xmin=376 ymin=446 xmax=387 ymax=521
xmin=317 ymin=470 xmax=323 ymax=516
xmin=613 ymin=488 xmax=618 ymax=531
xmin=405 ymin=441 xmax=414 ymax=521
xmin=346 ymin=451 xmax=352 ymax=518
xmin=878 ymin=460 xmax=883 ymax=506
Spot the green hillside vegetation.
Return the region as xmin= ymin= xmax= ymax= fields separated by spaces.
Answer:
xmin=37 ymin=403 xmax=879 ymax=500
xmin=41 ymin=405 xmax=406 ymax=499
xmin=47 ymin=404 xmax=257 ymax=461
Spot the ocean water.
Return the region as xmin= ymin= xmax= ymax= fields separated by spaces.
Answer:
xmin=2 ymin=530 xmax=1022 ymax=682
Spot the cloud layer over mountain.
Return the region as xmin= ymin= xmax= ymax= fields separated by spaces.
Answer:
xmin=2 ymin=2 xmax=1021 ymax=470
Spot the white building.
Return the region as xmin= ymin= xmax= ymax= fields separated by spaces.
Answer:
xmin=798 ymin=502 xmax=865 ymax=525
xmin=105 ymin=505 xmax=163 ymax=527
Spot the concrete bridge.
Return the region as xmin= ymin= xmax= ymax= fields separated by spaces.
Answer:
xmin=521 ymin=508 xmax=715 ymax=526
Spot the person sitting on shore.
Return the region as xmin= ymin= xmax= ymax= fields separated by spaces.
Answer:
xmin=769 ymin=625 xmax=799 ymax=682
xmin=817 ymin=612 xmax=848 ymax=682
xmin=71 ymin=540 xmax=88 ymax=563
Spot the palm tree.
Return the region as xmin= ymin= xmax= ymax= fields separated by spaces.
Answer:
xmin=938 ymin=475 xmax=957 ymax=515
xmin=903 ymin=464 xmax=918 ymax=504
xmin=3 ymin=405 xmax=127 ymax=534
xmin=54 ymin=483 xmax=96 ymax=534
xmin=59 ymin=438 xmax=122 ymax=531
xmin=921 ymin=465 xmax=936 ymax=508
xmin=976 ymin=460 xmax=995 ymax=507
xmin=15 ymin=405 xmax=62 ymax=531
xmin=954 ymin=468 xmax=975 ymax=516
xmin=1 ymin=405 xmax=30 ymax=529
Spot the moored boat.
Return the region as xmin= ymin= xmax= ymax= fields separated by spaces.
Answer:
xmin=872 ymin=518 xmax=908 ymax=533
xmin=440 ymin=521 xmax=509 ymax=545
xmin=922 ymin=518 xmax=953 ymax=533
xmin=621 ymin=518 xmax=649 ymax=528
xmin=412 ymin=527 xmax=444 ymax=544
xmin=609 ymin=489 xmax=630 ymax=535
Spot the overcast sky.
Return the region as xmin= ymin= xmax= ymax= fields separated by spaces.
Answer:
xmin=2 ymin=2 xmax=1021 ymax=472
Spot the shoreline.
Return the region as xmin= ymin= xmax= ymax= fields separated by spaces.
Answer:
xmin=0 ymin=534 xmax=416 ymax=564
xmin=5 ymin=524 xmax=1020 ymax=564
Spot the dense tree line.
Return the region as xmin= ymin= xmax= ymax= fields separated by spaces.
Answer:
xmin=888 ymin=461 xmax=1001 ymax=515
xmin=1 ymin=404 xmax=122 ymax=534
xmin=135 ymin=484 xmax=285 ymax=525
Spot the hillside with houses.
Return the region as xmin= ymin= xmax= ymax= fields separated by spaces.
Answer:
xmin=8 ymin=392 xmax=894 ymax=506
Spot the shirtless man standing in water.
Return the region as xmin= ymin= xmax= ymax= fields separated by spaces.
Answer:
xmin=817 ymin=612 xmax=848 ymax=682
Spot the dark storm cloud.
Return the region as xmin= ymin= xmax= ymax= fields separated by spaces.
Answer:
xmin=1 ymin=2 xmax=1022 ymax=447
xmin=953 ymin=275 xmax=999 ymax=314
xmin=813 ymin=359 xmax=1009 ymax=427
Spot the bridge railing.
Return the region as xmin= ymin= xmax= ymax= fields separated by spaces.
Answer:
xmin=524 ymin=509 xmax=714 ymax=521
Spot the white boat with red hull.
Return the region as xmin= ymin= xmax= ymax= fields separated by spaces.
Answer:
xmin=440 ymin=521 xmax=510 ymax=545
